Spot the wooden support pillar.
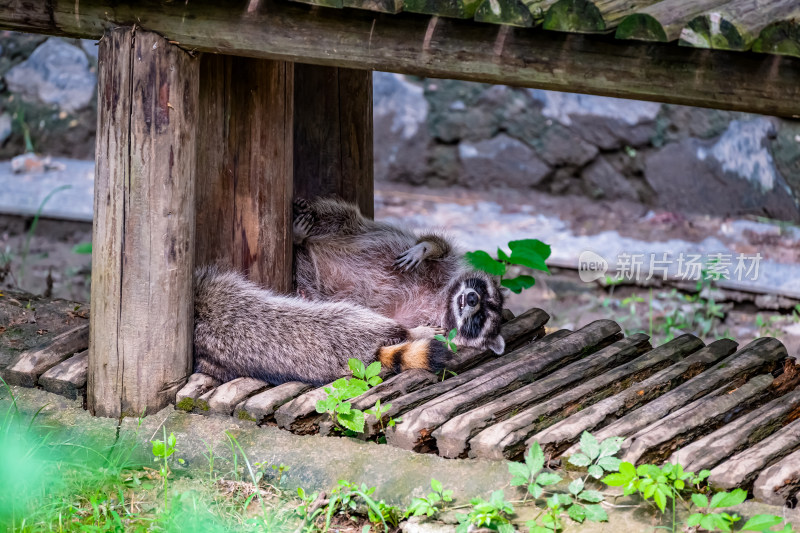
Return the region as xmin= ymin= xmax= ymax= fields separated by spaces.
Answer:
xmin=194 ymin=55 xmax=294 ymax=291
xmin=88 ymin=28 xmax=199 ymax=418
xmin=293 ymin=64 xmax=374 ymax=218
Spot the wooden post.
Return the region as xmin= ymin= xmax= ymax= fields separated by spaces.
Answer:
xmin=88 ymin=28 xmax=199 ymax=418
xmin=293 ymin=64 xmax=374 ymax=218
xmin=194 ymin=55 xmax=294 ymax=291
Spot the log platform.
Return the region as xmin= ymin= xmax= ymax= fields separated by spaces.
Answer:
xmin=3 ymin=304 xmax=799 ymax=505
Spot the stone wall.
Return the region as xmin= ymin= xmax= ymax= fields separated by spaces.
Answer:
xmin=1 ymin=32 xmax=798 ymax=222
xmin=374 ymin=73 xmax=800 ymax=222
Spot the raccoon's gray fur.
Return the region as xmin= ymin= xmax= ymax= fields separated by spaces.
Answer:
xmin=193 ymin=266 xmax=449 ymax=385
xmin=293 ymin=197 xmax=506 ymax=355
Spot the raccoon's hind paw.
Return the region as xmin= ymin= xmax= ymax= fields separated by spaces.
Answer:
xmin=293 ymin=213 xmax=314 ymax=244
xmin=393 ymin=242 xmax=430 ymax=272
xmin=293 ymin=197 xmax=312 ymax=216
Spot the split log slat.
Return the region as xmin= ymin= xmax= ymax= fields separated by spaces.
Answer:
xmin=621 ymin=374 xmax=777 ymax=465
xmin=39 ymin=350 xmax=88 ymax=400
xmin=386 ymin=320 xmax=622 ymax=451
xmin=403 ymin=0 xmax=482 ymax=19
xmin=364 ymin=329 xmax=573 ymax=437
xmin=2 ymin=323 xmax=88 ymax=387
xmin=434 ymin=333 xmax=652 ymax=458
xmin=175 ymin=373 xmax=221 ymax=412
xmin=532 ymin=338 xmax=738 ymax=457
xmin=343 ymin=0 xmax=404 ymax=14
xmin=448 ymin=308 xmax=549 ymax=373
xmin=563 ymin=337 xmax=787 ymax=455
xmin=614 ymin=0 xmax=730 ymax=42
xmin=752 ymin=19 xmax=800 ymax=59
xmin=753 ymin=448 xmax=800 ymax=506
xmin=235 ymin=382 xmax=313 ymax=424
xmin=193 ymin=388 xmax=215 ymax=414
xmin=275 ymin=385 xmax=330 ymax=434
xmin=543 ymin=0 xmax=661 ymax=33
xmin=679 ymin=0 xmax=800 ymax=51
xmin=709 ymin=416 xmax=800 ymax=490
xmin=88 ymin=28 xmax=198 ymax=418
xmin=474 ymin=0 xmax=535 ymax=27
xmin=469 ymin=333 xmax=707 ymax=460
xmin=2 ymin=1 xmax=800 ymax=116
xmin=202 ymin=378 xmax=270 ymax=416
xmin=670 ymin=386 xmax=800 ymax=472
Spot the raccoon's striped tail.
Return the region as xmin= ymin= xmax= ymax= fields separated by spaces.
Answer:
xmin=377 ymin=339 xmax=449 ymax=374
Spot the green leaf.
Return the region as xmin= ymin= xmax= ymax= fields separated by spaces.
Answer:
xmin=525 ymin=443 xmax=545 ymax=476
xmin=508 ymin=247 xmax=549 ymax=273
xmin=465 ymin=251 xmax=507 ymax=276
xmin=710 ymin=489 xmax=747 ymax=509
xmin=568 ymin=478 xmax=584 ymax=495
xmin=349 ymin=359 xmax=366 ymax=379
xmin=434 ymin=335 xmax=447 ymax=343
xmin=497 ymin=247 xmax=511 ymax=262
xmin=72 ymin=242 xmax=92 ymax=254
xmin=687 ymin=513 xmax=703 ymax=527
xmin=595 ymin=456 xmax=621 ymax=473
xmin=508 ymin=239 xmax=551 ymax=260
xmin=535 ymin=472 xmax=562 ymax=487
xmin=653 ymin=487 xmax=667 ymax=512
xmin=431 ymin=479 xmax=443 ymax=493
xmin=567 ymin=503 xmax=586 ymax=523
xmin=501 ymin=276 xmax=536 ymax=294
xmin=448 ymin=328 xmax=457 ymax=341
xmin=508 ymin=461 xmax=530 ymax=485
xmin=579 ymin=432 xmax=600 ymax=460
xmin=578 ymin=490 xmax=604 ymax=503
xmin=367 ymin=376 xmax=383 ymax=387
xmin=337 ymin=401 xmax=352 ymax=415
xmin=497 ymin=524 xmax=515 ymax=533
xmin=598 ymin=436 xmax=624 ymax=458
xmin=568 ymin=453 xmax=591 ymax=467
xmin=338 ymin=409 xmax=366 ymax=433
xmin=365 ymin=361 xmax=382 ymax=379
xmin=587 ymin=465 xmax=604 ymax=479
xmin=151 ymin=441 xmax=165 ymax=457
xmin=742 ymin=514 xmax=784 ymax=532
xmin=691 ymin=493 xmax=709 ymax=509
xmin=601 ymin=473 xmax=629 ymax=487
xmin=332 ymin=378 xmax=348 ymax=390
xmin=583 ymin=504 xmax=608 ymax=522
xmin=529 ymin=483 xmax=543 ymax=498
xmin=619 ymin=462 xmax=636 ymax=478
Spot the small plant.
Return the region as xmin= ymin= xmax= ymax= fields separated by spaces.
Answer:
xmin=508 ymin=442 xmax=561 ymax=500
xmin=741 ymin=514 xmax=796 ymax=533
xmin=406 ymin=478 xmax=453 ymax=518
xmin=687 ymin=489 xmax=745 ymax=532
xmin=434 ymin=328 xmax=458 ymax=353
xmin=324 ymin=481 xmax=390 ymax=532
xmin=567 ymin=432 xmax=623 ymax=480
xmin=466 ymin=239 xmax=550 ymax=294
xmin=151 ymin=429 xmax=184 ymax=510
xmin=455 ymin=490 xmax=515 ymax=533
xmin=364 ymin=399 xmax=400 ymax=432
xmin=316 ymin=359 xmax=382 ymax=434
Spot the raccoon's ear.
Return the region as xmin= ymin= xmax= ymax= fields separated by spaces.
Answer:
xmin=488 ymin=335 xmax=505 ymax=355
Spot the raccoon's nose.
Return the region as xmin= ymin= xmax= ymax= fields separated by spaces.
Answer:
xmin=466 ymin=292 xmax=479 ymax=307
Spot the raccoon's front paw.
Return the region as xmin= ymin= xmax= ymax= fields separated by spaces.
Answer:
xmin=408 ymin=325 xmax=443 ymax=340
xmin=393 ymin=242 xmax=430 ymax=272
xmin=293 ymin=197 xmax=312 ymax=217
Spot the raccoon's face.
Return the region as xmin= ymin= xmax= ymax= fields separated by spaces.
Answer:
xmin=446 ymin=273 xmax=505 ymax=355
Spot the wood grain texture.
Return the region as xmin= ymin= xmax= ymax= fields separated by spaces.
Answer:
xmin=203 ymin=377 xmax=270 ymax=415
xmin=2 ymin=323 xmax=88 ymax=387
xmin=434 ymin=333 xmax=651 ymax=458
xmin=39 ymin=349 xmax=89 ymax=400
xmin=293 ymin=65 xmax=374 ymax=218
xmin=532 ymin=338 xmax=737 ymax=457
xmin=234 ymin=382 xmax=313 ymax=424
xmin=753 ymin=447 xmax=800 ymax=506
xmin=195 ymin=54 xmax=294 ymax=291
xmin=88 ymin=28 xmax=198 ymax=418
xmin=175 ymin=373 xmax=221 ymax=411
xmin=1 ymin=1 xmax=798 ymax=116
xmin=469 ymin=333 xmax=706 ymax=460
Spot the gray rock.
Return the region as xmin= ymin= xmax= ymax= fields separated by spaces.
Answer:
xmin=581 ymin=156 xmax=639 ymax=201
xmin=5 ymin=37 xmax=96 ymax=112
xmin=458 ymin=134 xmax=550 ymax=188
xmin=537 ymin=123 xmax=598 ymax=167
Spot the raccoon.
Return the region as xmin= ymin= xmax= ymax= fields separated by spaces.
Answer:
xmin=193 ymin=266 xmax=449 ymax=385
xmin=293 ymin=197 xmax=506 ymax=355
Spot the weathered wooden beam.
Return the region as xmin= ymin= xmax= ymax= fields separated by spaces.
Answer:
xmin=434 ymin=333 xmax=651 ymax=458
xmin=175 ymin=373 xmax=220 ymax=412
xmin=88 ymin=28 xmax=198 ymax=418
xmin=293 ymin=64 xmax=374 ymax=218
xmin=614 ymin=0 xmax=730 ymax=42
xmin=709 ymin=416 xmax=800 ymax=490
xmin=568 ymin=338 xmax=787 ymax=455
xmin=39 ymin=350 xmax=88 ymax=400
xmin=679 ymin=0 xmax=800 ymax=51
xmin=531 ymin=338 xmax=738 ymax=457
xmin=275 ymin=385 xmax=330 ymax=433
xmin=543 ymin=0 xmax=660 ymax=33
xmin=1 ymin=1 xmax=799 ymax=116
xmin=620 ymin=374 xmax=777 ymax=465
xmin=752 ymin=19 xmax=800 ymax=59
xmin=468 ymin=333 xmax=706 ymax=460
xmin=202 ymin=377 xmax=270 ymax=416
xmin=343 ymin=0 xmax=404 ymax=14
xmin=195 ymin=54 xmax=294 ymax=290
xmin=670 ymin=387 xmax=800 ymax=473
xmin=753 ymin=448 xmax=800 ymax=506
xmin=364 ymin=329 xmax=573 ymax=437
xmin=386 ymin=320 xmax=622 ymax=452
xmin=234 ymin=382 xmax=313 ymax=424
xmin=2 ymin=323 xmax=88 ymax=387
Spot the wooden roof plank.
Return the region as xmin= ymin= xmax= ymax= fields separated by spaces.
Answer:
xmin=679 ymin=0 xmax=800 ymax=51
xmin=292 ymin=0 xmax=344 ymax=8
xmin=1 ymin=0 xmax=799 ymax=116
xmin=343 ymin=0 xmax=405 ymax=14
xmin=752 ymin=18 xmax=800 ymax=59
xmin=404 ymin=0 xmax=482 ymax=18
xmin=474 ymin=0 xmax=536 ymax=27
xmin=615 ymin=0 xmax=731 ymax=42
xmin=543 ymin=0 xmax=662 ymax=33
